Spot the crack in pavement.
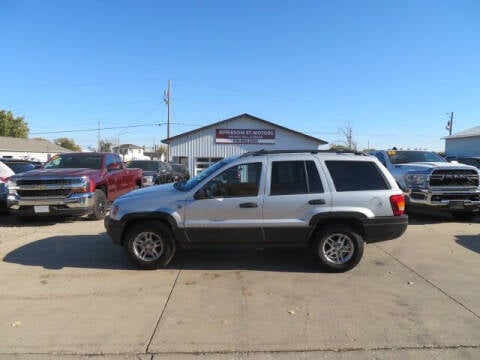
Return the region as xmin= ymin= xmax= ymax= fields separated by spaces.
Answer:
xmin=145 ymin=269 xmax=182 ymax=354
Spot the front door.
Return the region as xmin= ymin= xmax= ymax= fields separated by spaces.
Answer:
xmin=184 ymin=161 xmax=264 ymax=244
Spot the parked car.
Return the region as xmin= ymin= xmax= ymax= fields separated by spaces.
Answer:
xmin=170 ymin=163 xmax=190 ymax=182
xmin=105 ymin=149 xmax=408 ymax=272
xmin=126 ymin=160 xmax=174 ymax=186
xmin=0 ymin=161 xmax=15 ymax=214
xmin=371 ymin=149 xmax=480 ymax=220
xmin=0 ymin=159 xmax=42 ymax=174
xmin=7 ymin=152 xmax=143 ymax=220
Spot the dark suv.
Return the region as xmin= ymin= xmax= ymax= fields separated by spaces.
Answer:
xmin=105 ymin=150 xmax=408 ymax=272
xmin=170 ymin=163 xmax=190 ymax=182
xmin=0 ymin=159 xmax=42 ymax=174
xmin=126 ymin=160 xmax=174 ymax=186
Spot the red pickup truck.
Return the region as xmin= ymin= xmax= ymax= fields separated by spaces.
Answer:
xmin=7 ymin=152 xmax=143 ymax=220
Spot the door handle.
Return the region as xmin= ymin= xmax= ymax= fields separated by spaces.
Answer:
xmin=308 ymin=199 xmax=326 ymax=205
xmin=239 ymin=202 xmax=258 ymax=208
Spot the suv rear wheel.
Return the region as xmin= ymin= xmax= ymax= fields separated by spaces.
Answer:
xmin=312 ymin=225 xmax=364 ymax=272
xmin=125 ymin=221 xmax=176 ymax=269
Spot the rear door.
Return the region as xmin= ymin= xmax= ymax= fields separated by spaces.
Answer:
xmin=262 ymin=156 xmax=332 ymax=244
xmin=184 ymin=160 xmax=265 ymax=244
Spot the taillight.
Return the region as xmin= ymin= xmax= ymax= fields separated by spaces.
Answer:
xmin=0 ymin=177 xmax=8 ymax=182
xmin=390 ymin=194 xmax=405 ymax=216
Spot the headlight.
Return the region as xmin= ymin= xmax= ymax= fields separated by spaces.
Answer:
xmin=8 ymin=180 xmax=17 ymax=193
xmin=71 ymin=177 xmax=91 ymax=193
xmin=110 ymin=204 xmax=120 ymax=219
xmin=404 ymin=173 xmax=428 ymax=186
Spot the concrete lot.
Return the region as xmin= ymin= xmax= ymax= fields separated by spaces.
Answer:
xmin=0 ymin=212 xmax=479 ymax=360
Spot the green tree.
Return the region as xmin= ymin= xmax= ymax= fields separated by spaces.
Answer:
xmin=0 ymin=110 xmax=29 ymax=138
xmin=99 ymin=140 xmax=112 ymax=152
xmin=54 ymin=137 xmax=82 ymax=151
xmin=329 ymin=144 xmax=351 ymax=152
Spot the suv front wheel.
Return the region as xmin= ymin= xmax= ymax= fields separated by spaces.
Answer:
xmin=125 ymin=221 xmax=177 ymax=269
xmin=312 ymin=225 xmax=364 ymax=272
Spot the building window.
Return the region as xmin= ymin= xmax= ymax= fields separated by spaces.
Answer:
xmin=195 ymin=157 xmax=223 ymax=175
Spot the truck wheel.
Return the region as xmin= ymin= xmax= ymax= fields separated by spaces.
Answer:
xmin=312 ymin=225 xmax=364 ymax=272
xmin=451 ymin=212 xmax=477 ymax=221
xmin=89 ymin=189 xmax=107 ymax=220
xmin=125 ymin=221 xmax=176 ymax=269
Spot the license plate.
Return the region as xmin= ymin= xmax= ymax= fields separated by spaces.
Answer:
xmin=34 ymin=205 xmax=50 ymax=213
xmin=449 ymin=201 xmax=465 ymax=210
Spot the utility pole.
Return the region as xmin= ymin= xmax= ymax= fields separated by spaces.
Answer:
xmin=97 ymin=120 xmax=101 ymax=152
xmin=448 ymin=112 xmax=454 ymax=136
xmin=163 ymin=79 xmax=171 ymax=161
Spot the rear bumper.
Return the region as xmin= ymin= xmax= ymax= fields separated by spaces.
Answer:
xmin=362 ymin=215 xmax=408 ymax=243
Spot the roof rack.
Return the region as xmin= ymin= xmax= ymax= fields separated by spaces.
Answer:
xmin=240 ymin=149 xmax=367 ymax=157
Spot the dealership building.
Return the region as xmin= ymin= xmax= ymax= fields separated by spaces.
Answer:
xmin=162 ymin=113 xmax=328 ymax=176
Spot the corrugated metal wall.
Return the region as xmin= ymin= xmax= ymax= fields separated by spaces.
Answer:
xmin=445 ymin=137 xmax=480 ymax=157
xmin=168 ymin=115 xmax=325 ymax=176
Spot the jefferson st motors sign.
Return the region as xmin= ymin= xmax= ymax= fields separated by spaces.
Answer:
xmin=216 ymin=128 xmax=275 ymax=144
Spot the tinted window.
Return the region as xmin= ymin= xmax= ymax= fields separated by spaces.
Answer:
xmin=271 ymin=160 xmax=323 ymax=195
xmin=207 ymin=162 xmax=262 ymax=198
xmin=306 ymin=161 xmax=324 ymax=193
xmin=127 ymin=161 xmax=160 ymax=171
xmin=326 ymin=161 xmax=390 ymax=191
xmin=3 ymin=162 xmax=36 ymax=173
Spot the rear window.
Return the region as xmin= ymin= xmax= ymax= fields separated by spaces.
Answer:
xmin=325 ymin=160 xmax=390 ymax=191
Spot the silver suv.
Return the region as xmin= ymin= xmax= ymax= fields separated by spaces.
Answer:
xmin=105 ymin=150 xmax=408 ymax=272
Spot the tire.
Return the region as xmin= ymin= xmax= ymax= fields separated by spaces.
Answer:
xmin=451 ymin=212 xmax=477 ymax=221
xmin=312 ymin=225 xmax=364 ymax=272
xmin=124 ymin=221 xmax=176 ymax=270
xmin=89 ymin=189 xmax=107 ymax=220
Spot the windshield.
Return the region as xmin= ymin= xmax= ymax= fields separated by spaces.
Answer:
xmin=174 ymin=157 xmax=236 ymax=191
xmin=388 ymin=151 xmax=446 ymax=164
xmin=44 ymin=154 xmax=103 ymax=169
xmin=126 ymin=161 xmax=160 ymax=171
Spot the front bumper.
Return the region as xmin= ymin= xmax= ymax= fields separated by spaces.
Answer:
xmin=7 ymin=192 xmax=95 ymax=216
xmin=104 ymin=215 xmax=125 ymax=245
xmin=405 ymin=188 xmax=480 ymax=211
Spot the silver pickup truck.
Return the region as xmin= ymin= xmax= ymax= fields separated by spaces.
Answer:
xmin=372 ymin=149 xmax=480 ymax=220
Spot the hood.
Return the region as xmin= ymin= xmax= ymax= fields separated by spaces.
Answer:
xmin=394 ymin=162 xmax=473 ymax=172
xmin=113 ymin=183 xmax=186 ymax=217
xmin=142 ymin=170 xmax=157 ymax=177
xmin=11 ymin=168 xmax=101 ymax=179
xmin=116 ymin=183 xmax=178 ymax=202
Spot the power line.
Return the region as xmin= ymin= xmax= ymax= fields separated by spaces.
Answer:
xmin=30 ymin=123 xmax=163 ymax=135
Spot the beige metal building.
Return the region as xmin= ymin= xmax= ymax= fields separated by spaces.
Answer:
xmin=162 ymin=113 xmax=328 ymax=176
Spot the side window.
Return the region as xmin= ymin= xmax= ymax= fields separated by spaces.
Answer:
xmin=270 ymin=160 xmax=324 ymax=195
xmin=206 ymin=162 xmax=262 ymax=198
xmin=105 ymin=155 xmax=115 ymax=168
xmin=325 ymin=161 xmax=391 ymax=192
xmin=374 ymin=152 xmax=387 ymax=167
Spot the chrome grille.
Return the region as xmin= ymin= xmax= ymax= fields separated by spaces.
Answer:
xmin=429 ymin=169 xmax=479 ymax=187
